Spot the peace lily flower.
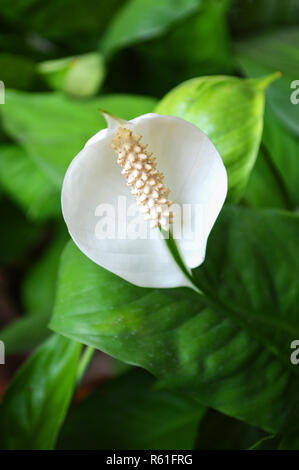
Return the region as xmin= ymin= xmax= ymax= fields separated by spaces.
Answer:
xmin=62 ymin=112 xmax=227 ymax=288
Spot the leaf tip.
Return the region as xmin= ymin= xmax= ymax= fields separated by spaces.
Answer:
xmin=254 ymin=71 xmax=282 ymax=91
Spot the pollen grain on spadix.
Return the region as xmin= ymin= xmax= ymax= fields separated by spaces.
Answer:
xmin=111 ymin=127 xmax=173 ymax=231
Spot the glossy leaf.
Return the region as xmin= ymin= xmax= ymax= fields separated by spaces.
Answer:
xmin=155 ymin=75 xmax=276 ymax=201
xmin=0 ymin=144 xmax=60 ymax=220
xmin=193 ymin=205 xmax=299 ymax=367
xmin=100 ymin=0 xmax=200 ymax=56
xmin=51 ymin=238 xmax=299 ymax=433
xmin=58 ymin=369 xmax=205 ymax=450
xmin=0 ymin=334 xmax=81 ymax=450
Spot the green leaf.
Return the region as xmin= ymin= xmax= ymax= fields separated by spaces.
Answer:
xmin=193 ymin=205 xmax=299 ymax=368
xmin=155 ymin=74 xmax=277 ymax=202
xmin=38 ymin=53 xmax=106 ymax=98
xmin=1 ymin=91 xmax=158 ymax=187
xmin=243 ymin=109 xmax=299 ymax=211
xmin=249 ymin=434 xmax=279 ymax=450
xmin=131 ymin=0 xmax=233 ymax=96
xmin=0 ymin=145 xmax=60 ymax=220
xmin=0 ymin=334 xmax=81 ymax=450
xmin=100 ymin=0 xmax=201 ymax=56
xmin=0 ymin=312 xmax=51 ymax=355
xmin=262 ymin=110 xmax=299 ymax=208
xmin=138 ymin=0 xmax=232 ymax=72
xmin=50 ymin=240 xmax=299 ymax=433
xmin=242 ymin=148 xmax=289 ymax=210
xmin=235 ymin=28 xmax=299 ymax=137
xmin=0 ymin=230 xmax=68 ymax=354
xmin=58 ymin=369 xmax=205 ymax=450
xmin=22 ymin=229 xmax=67 ymax=317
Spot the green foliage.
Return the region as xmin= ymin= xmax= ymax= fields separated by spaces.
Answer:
xmin=0 ymin=0 xmax=299 ymax=451
xmin=0 ymin=334 xmax=81 ymax=450
xmin=0 ymin=145 xmax=60 ymax=220
xmin=235 ymin=28 xmax=299 ymax=137
xmin=100 ymin=0 xmax=201 ymax=56
xmin=38 ymin=53 xmax=106 ymax=98
xmin=193 ymin=206 xmax=299 ymax=368
xmin=1 ymin=91 xmax=158 ymax=186
xmin=156 ymin=74 xmax=277 ymax=201
xmin=50 ymin=234 xmax=299 ymax=434
xmin=58 ymin=369 xmax=205 ymax=450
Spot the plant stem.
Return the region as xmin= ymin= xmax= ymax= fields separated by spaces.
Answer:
xmin=162 ymin=228 xmax=203 ymax=295
xmin=76 ymin=346 xmax=95 ymax=385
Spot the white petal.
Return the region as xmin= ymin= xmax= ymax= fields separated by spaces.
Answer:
xmin=62 ymin=113 xmax=227 ymax=288
xmin=127 ymin=113 xmax=227 ymax=269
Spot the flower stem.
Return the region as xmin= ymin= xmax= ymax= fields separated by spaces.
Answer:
xmin=162 ymin=228 xmax=203 ymax=295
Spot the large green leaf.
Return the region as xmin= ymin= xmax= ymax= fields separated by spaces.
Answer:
xmin=193 ymin=206 xmax=299 ymax=367
xmin=235 ymin=28 xmax=299 ymax=137
xmin=0 ymin=334 xmax=81 ymax=450
xmin=0 ymin=145 xmax=60 ymax=220
xmin=100 ymin=0 xmax=201 ymax=56
xmin=155 ymin=75 xmax=276 ymax=201
xmin=58 ymin=369 xmax=205 ymax=450
xmin=50 ymin=237 xmax=299 ymax=434
xmin=1 ymin=91 xmax=158 ymax=187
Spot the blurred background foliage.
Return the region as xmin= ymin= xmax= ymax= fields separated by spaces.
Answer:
xmin=0 ymin=0 xmax=298 ymax=450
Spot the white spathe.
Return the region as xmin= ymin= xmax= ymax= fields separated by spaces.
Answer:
xmin=61 ymin=113 xmax=227 ymax=288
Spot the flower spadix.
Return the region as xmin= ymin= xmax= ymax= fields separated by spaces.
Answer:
xmin=62 ymin=112 xmax=227 ymax=288
xmin=111 ymin=126 xmax=173 ymax=231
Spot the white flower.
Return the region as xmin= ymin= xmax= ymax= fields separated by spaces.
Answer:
xmin=62 ymin=112 xmax=227 ymax=288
